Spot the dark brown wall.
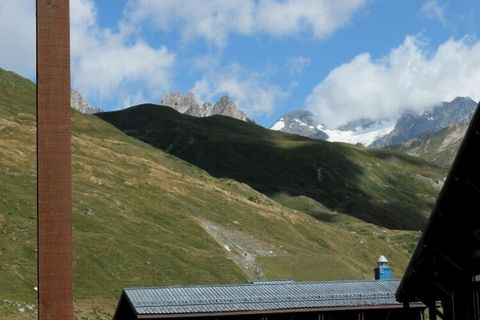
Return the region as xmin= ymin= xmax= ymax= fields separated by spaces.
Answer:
xmin=37 ymin=0 xmax=72 ymax=319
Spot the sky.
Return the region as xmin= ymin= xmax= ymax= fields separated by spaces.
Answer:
xmin=1 ymin=0 xmax=480 ymax=128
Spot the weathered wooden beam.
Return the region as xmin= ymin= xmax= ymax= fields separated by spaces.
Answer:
xmin=36 ymin=0 xmax=72 ymax=319
xmin=429 ymin=304 xmax=438 ymax=320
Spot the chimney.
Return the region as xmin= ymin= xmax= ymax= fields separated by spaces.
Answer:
xmin=374 ymin=255 xmax=392 ymax=280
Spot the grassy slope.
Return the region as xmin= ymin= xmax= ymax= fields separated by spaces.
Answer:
xmin=98 ymin=104 xmax=445 ymax=230
xmin=389 ymin=123 xmax=468 ymax=169
xmin=0 ymin=68 xmax=423 ymax=319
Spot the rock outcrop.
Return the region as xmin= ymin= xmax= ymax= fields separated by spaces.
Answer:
xmin=270 ymin=110 xmax=328 ymax=140
xmin=71 ymin=90 xmax=101 ymax=114
xmin=212 ymin=96 xmax=248 ymax=121
xmin=160 ymin=92 xmax=248 ymax=122
xmin=160 ymin=92 xmax=199 ymax=114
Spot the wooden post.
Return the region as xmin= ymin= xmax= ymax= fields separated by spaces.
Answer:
xmin=36 ymin=0 xmax=72 ymax=319
xmin=429 ymin=304 xmax=437 ymax=320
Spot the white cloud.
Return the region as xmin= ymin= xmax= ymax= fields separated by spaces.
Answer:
xmin=0 ymin=1 xmax=35 ymax=77
xmin=192 ymin=64 xmax=285 ymax=116
xmin=255 ymin=0 xmax=365 ymax=38
xmin=0 ymin=1 xmax=175 ymax=108
xmin=288 ymin=56 xmax=311 ymax=76
xmin=125 ymin=0 xmax=367 ymax=47
xmin=306 ymin=36 xmax=480 ymax=128
xmin=71 ymin=0 xmax=175 ymax=108
xmin=421 ymin=0 xmax=446 ymax=26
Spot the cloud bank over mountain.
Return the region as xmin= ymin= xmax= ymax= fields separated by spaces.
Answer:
xmin=306 ymin=36 xmax=480 ymax=127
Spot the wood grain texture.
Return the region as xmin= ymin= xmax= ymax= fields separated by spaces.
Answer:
xmin=36 ymin=0 xmax=72 ymax=319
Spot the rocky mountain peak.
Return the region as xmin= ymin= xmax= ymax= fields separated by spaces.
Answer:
xmin=216 ymin=95 xmax=231 ymax=105
xmin=71 ymin=90 xmax=101 ymax=114
xmin=160 ymin=92 xmax=248 ymax=122
xmin=212 ymin=96 xmax=248 ymax=121
xmin=160 ymin=92 xmax=200 ymax=114
xmin=451 ymin=96 xmax=475 ymax=104
xmin=270 ymin=110 xmax=328 ymax=140
xmin=185 ymin=102 xmax=212 ymax=117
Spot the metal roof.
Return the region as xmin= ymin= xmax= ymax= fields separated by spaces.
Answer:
xmin=122 ymin=279 xmax=407 ymax=316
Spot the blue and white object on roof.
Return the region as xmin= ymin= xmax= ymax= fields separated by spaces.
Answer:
xmin=375 ymin=255 xmax=393 ymax=280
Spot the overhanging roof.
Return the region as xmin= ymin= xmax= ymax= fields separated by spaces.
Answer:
xmin=115 ymin=279 xmax=422 ymax=318
xmin=396 ymin=102 xmax=480 ymax=303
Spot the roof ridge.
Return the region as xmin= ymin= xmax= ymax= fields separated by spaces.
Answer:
xmin=124 ymin=279 xmax=401 ymax=291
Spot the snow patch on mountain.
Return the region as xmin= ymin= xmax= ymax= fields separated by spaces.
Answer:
xmin=323 ymin=119 xmax=396 ymax=146
xmin=270 ymin=110 xmax=395 ymax=145
xmin=294 ymin=119 xmax=307 ymax=126
xmin=270 ymin=110 xmax=329 ymax=140
xmin=271 ymin=119 xmax=285 ymax=131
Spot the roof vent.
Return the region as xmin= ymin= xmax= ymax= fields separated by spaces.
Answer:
xmin=375 ymin=255 xmax=392 ymax=280
xmin=378 ymin=255 xmax=388 ymax=263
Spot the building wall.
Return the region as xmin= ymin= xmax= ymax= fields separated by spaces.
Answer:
xmin=130 ymin=308 xmax=424 ymax=320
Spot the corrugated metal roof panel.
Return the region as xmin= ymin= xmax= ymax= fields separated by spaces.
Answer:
xmin=124 ymin=279 xmax=403 ymax=315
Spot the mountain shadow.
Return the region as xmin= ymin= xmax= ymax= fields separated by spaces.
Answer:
xmin=97 ymin=104 xmax=445 ymax=230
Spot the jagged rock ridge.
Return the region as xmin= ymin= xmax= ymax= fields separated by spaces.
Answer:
xmin=212 ymin=96 xmax=248 ymax=121
xmin=160 ymin=92 xmax=248 ymax=122
xmin=71 ymin=90 xmax=101 ymax=114
xmin=371 ymin=97 xmax=477 ymax=147
xmin=160 ymin=92 xmax=199 ymax=114
xmin=270 ymin=110 xmax=328 ymax=140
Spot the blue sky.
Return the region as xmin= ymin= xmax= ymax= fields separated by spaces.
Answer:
xmin=1 ymin=0 xmax=480 ymax=127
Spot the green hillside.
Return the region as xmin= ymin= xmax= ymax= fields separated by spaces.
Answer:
xmin=1 ymin=68 xmax=425 ymax=319
xmin=389 ymin=123 xmax=468 ymax=169
xmin=98 ymin=104 xmax=445 ymax=230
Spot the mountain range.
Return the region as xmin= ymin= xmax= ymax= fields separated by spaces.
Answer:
xmin=370 ymin=97 xmax=477 ymax=147
xmin=270 ymin=97 xmax=477 ymax=149
xmin=99 ymin=104 xmax=444 ymax=231
xmin=0 ymin=67 xmax=433 ymax=319
xmin=69 ymin=88 xmax=477 ymax=161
